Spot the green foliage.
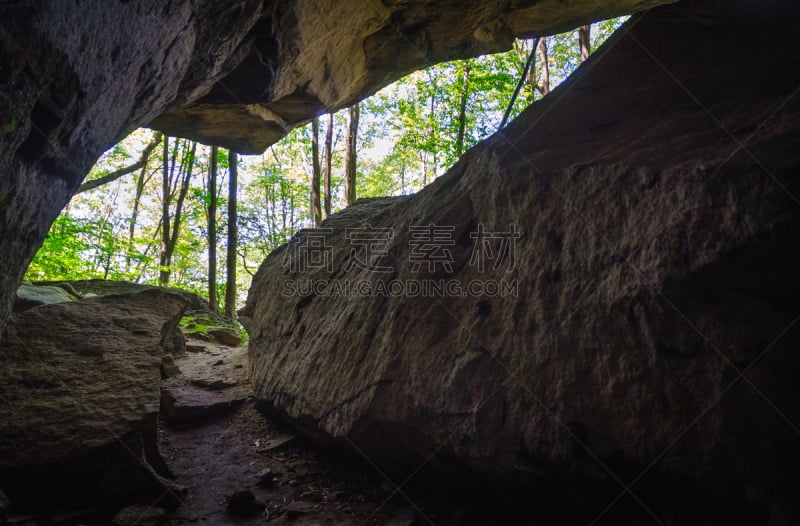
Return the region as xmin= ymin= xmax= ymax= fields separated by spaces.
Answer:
xmin=180 ymin=313 xmax=248 ymax=343
xmin=26 ymin=215 xmax=94 ymax=280
xmin=27 ymin=19 xmax=625 ymax=307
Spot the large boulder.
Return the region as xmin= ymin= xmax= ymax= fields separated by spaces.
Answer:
xmin=243 ymin=2 xmax=800 ymax=523
xmin=159 ymin=344 xmax=249 ymax=425
xmin=13 ymin=281 xmax=75 ymax=312
xmin=0 ymin=0 xmax=672 ymax=339
xmin=0 ymin=289 xmax=189 ymax=512
xmin=39 ymin=279 xmax=210 ymax=312
xmin=26 ymin=280 xmax=197 ymax=356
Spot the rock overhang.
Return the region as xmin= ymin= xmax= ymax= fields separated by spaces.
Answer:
xmin=147 ymin=0 xmax=674 ymax=153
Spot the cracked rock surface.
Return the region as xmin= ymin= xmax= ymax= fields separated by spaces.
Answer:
xmin=242 ymin=2 xmax=800 ymax=522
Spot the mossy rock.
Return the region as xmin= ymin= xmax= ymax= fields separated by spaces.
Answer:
xmin=206 ymin=327 xmax=242 ymax=347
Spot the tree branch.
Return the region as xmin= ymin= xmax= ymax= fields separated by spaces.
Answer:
xmin=75 ymin=131 xmax=162 ymax=195
xmin=499 ymin=38 xmax=540 ymax=131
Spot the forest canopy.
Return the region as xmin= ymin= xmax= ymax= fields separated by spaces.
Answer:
xmin=26 ymin=19 xmax=625 ymax=314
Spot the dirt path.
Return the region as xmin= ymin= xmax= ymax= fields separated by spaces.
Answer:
xmin=157 ymin=341 xmax=430 ymax=526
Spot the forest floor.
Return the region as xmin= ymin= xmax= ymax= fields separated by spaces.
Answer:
xmin=157 ymin=338 xmax=445 ymax=526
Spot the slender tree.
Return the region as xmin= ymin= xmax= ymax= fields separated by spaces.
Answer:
xmin=159 ymin=138 xmax=197 ymax=285
xmin=225 ymin=150 xmax=238 ymax=320
xmin=513 ymin=40 xmax=538 ymax=104
xmin=207 ymin=145 xmax=219 ymax=312
xmin=310 ymin=117 xmax=322 ymax=226
xmin=126 ymin=133 xmax=162 ymax=270
xmin=344 ymin=103 xmax=359 ymax=206
xmin=425 ymin=72 xmax=438 ymax=185
xmin=578 ymin=25 xmax=591 ymax=62
xmin=159 ymin=135 xmax=171 ymax=285
xmin=500 ymin=39 xmax=538 ymax=130
xmin=536 ymin=38 xmax=550 ymax=96
xmin=455 ymin=61 xmax=471 ymax=158
xmin=323 ymin=113 xmax=333 ymax=218
xmin=167 ymin=141 xmax=197 ymax=253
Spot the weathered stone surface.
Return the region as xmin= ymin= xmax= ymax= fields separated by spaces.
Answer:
xmin=40 ymin=279 xmax=210 ymax=311
xmin=226 ymin=490 xmax=265 ymax=518
xmin=243 ymin=2 xmax=800 ymax=522
xmin=0 ymin=290 xmax=188 ymax=510
xmin=161 ymin=355 xmax=182 ymax=379
xmin=150 ymin=0 xmax=670 ymax=153
xmin=0 ymin=1 xmax=265 ymax=337
xmin=38 ymin=280 xmax=226 ymax=355
xmin=161 ymin=347 xmax=249 ymax=424
xmin=190 ymin=377 xmax=239 ymax=390
xmin=31 ymin=280 xmax=193 ymax=356
xmin=13 ymin=282 xmax=74 ymax=312
xmin=256 ymin=468 xmax=275 ymax=488
xmin=207 ymin=326 xmax=243 ymax=347
xmin=112 ymin=505 xmax=165 ymax=526
xmin=285 ymin=500 xmax=318 ymax=519
xmin=164 ymin=325 xmax=187 ymax=357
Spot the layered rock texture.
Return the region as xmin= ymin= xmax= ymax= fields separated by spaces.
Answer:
xmin=35 ymin=278 xmax=211 ymax=312
xmin=0 ymin=0 xmax=264 ymax=337
xmin=15 ymin=279 xmax=206 ymax=355
xmin=0 ymin=0 xmax=669 ymax=338
xmin=243 ymin=2 xmax=800 ymax=522
xmin=13 ymin=281 xmax=74 ymax=311
xmin=151 ymin=0 xmax=669 ymax=153
xmin=0 ymin=290 xmax=188 ymax=510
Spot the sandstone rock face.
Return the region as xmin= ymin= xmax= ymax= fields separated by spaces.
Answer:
xmin=13 ymin=281 xmax=74 ymax=312
xmin=207 ymin=326 xmax=244 ymax=347
xmin=40 ymin=279 xmax=211 ymax=311
xmin=35 ymin=279 xmax=197 ymax=356
xmin=151 ymin=0 xmax=671 ymax=153
xmin=243 ymin=2 xmax=800 ymax=522
xmin=0 ymin=290 xmax=188 ymax=510
xmin=0 ymin=1 xmax=265 ymax=337
xmin=160 ymin=347 xmax=249 ymax=425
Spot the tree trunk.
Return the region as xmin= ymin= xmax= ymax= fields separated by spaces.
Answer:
xmin=525 ymin=41 xmax=537 ymax=102
xmin=429 ymin=81 xmax=437 ymax=183
xmin=578 ymin=25 xmax=591 ymax=62
xmin=127 ymin=154 xmax=152 ymax=271
xmin=159 ymin=138 xmax=198 ymax=285
xmin=537 ymin=37 xmax=550 ymax=96
xmin=165 ymin=141 xmax=196 ymax=263
xmin=159 ymin=135 xmax=171 ymax=285
xmin=421 ymin=151 xmax=428 ymax=187
xmin=344 ymin=103 xmax=359 ymax=206
xmin=455 ymin=61 xmax=471 ymax=158
xmin=225 ymin=150 xmax=238 ymax=320
xmin=208 ymin=146 xmax=218 ymax=312
xmin=323 ymin=112 xmax=333 ymax=218
xmin=310 ymin=117 xmax=322 ymax=226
